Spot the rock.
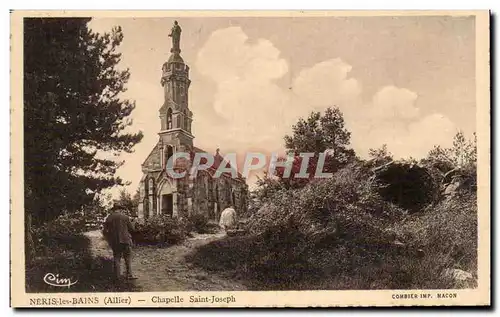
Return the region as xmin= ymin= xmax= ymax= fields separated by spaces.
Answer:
xmin=219 ymin=207 xmax=238 ymax=230
xmin=444 ymin=268 xmax=473 ymax=281
xmin=393 ymin=240 xmax=405 ymax=247
xmin=443 ymin=268 xmax=475 ymax=288
xmin=226 ymin=229 xmax=246 ymax=237
xmin=444 ymin=179 xmax=462 ymax=197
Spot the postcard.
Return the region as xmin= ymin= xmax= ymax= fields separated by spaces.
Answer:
xmin=10 ymin=10 xmax=490 ymax=307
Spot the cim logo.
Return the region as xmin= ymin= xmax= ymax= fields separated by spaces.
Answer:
xmin=43 ymin=273 xmax=78 ymax=288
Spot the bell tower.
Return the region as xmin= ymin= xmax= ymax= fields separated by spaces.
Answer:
xmin=159 ymin=21 xmax=194 ymax=153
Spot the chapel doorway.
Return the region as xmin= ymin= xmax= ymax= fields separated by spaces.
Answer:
xmin=161 ymin=194 xmax=173 ymax=217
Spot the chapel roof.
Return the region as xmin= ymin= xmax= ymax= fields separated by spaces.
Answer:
xmin=141 ymin=143 xmax=244 ymax=181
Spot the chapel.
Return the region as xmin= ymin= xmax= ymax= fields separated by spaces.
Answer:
xmin=137 ymin=21 xmax=248 ymax=220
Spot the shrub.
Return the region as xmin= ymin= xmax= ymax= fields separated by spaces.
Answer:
xmin=391 ymin=191 xmax=478 ymax=283
xmin=132 ymin=215 xmax=188 ymax=246
xmin=31 ymin=212 xmax=94 ymax=255
xmin=247 ymin=162 xmax=405 ymax=237
xmin=187 ymin=213 xmax=210 ymax=234
xmin=420 ymin=131 xmax=477 ymax=197
xmin=194 ymin=161 xmax=476 ymax=290
xmin=230 ymin=163 xmax=407 ymax=287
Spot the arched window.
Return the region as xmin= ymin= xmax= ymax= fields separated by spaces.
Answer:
xmin=166 ymin=108 xmax=173 ymax=130
xmin=165 ymin=145 xmax=174 ymax=164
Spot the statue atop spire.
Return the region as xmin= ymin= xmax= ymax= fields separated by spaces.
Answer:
xmin=168 ymin=20 xmax=182 ymax=54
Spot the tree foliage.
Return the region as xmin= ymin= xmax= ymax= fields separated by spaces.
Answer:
xmin=420 ymin=131 xmax=477 ymax=187
xmin=24 ymin=18 xmax=143 ymax=224
xmin=368 ymin=144 xmax=393 ymax=165
xmin=276 ymin=107 xmax=356 ymax=188
xmin=423 ymin=132 xmax=476 ymax=170
xmin=284 ymin=107 xmax=355 ymax=158
xmin=251 ymin=107 xmax=356 ymax=208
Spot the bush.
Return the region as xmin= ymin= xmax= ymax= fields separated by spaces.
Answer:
xmin=191 ymin=161 xmax=477 ymax=290
xmin=33 ymin=213 xmax=87 ymax=236
xmin=31 ymin=213 xmax=94 ymax=255
xmin=187 ymin=213 xmax=210 ymax=234
xmin=223 ymin=163 xmax=407 ymax=288
xmin=247 ymin=162 xmax=405 ymax=237
xmin=420 ymin=131 xmax=477 ymax=198
xmin=390 ymin=191 xmax=477 ymax=287
xmin=132 ymin=215 xmax=188 ymax=246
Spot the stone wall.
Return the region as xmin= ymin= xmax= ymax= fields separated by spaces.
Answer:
xmin=187 ymin=170 xmax=249 ymax=221
xmin=142 ymin=143 xmax=161 ymax=171
xmin=176 ymin=176 xmax=189 ymax=218
xmin=192 ymin=171 xmax=212 ymax=218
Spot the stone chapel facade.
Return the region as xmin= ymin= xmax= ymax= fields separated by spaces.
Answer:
xmin=137 ymin=22 xmax=248 ymax=221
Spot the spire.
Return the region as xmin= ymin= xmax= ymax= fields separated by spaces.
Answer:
xmin=159 ymin=21 xmax=193 ymax=144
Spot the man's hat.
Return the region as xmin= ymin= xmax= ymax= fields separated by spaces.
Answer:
xmin=110 ymin=203 xmax=128 ymax=212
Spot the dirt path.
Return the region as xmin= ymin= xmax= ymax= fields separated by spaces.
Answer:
xmin=84 ymin=230 xmax=247 ymax=292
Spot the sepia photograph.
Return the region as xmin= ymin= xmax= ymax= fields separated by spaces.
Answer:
xmin=10 ymin=10 xmax=490 ymax=307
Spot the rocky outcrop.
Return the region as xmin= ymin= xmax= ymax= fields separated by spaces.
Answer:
xmin=442 ymin=168 xmax=476 ymax=198
xmin=442 ymin=268 xmax=475 ymax=288
xmin=219 ymin=207 xmax=238 ymax=231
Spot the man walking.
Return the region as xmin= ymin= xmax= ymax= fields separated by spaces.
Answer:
xmin=103 ymin=204 xmax=137 ymax=280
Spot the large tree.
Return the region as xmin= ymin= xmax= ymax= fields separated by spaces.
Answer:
xmin=274 ymin=107 xmax=356 ymax=188
xmin=24 ymin=18 xmax=143 ymax=225
xmin=284 ymin=107 xmax=353 ymax=156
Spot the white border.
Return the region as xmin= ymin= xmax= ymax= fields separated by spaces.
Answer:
xmin=2 ymin=1 xmax=497 ymax=315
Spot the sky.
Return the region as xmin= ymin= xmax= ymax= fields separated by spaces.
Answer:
xmin=88 ymin=15 xmax=476 ymax=195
